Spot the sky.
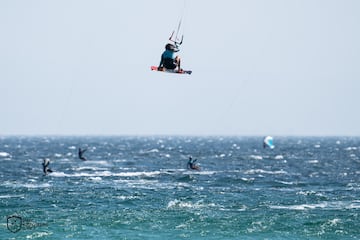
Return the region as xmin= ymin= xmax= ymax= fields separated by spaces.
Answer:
xmin=0 ymin=0 xmax=360 ymax=136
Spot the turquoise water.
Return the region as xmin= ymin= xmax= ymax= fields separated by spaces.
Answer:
xmin=1 ymin=136 xmax=360 ymax=239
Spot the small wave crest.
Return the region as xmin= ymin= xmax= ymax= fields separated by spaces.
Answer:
xmin=167 ymin=199 xmax=217 ymax=209
xmin=244 ymin=169 xmax=287 ymax=175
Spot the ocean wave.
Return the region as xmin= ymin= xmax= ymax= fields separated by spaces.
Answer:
xmin=0 ymin=152 xmax=11 ymax=157
xmin=26 ymin=231 xmax=52 ymax=239
xmin=0 ymin=194 xmax=24 ymax=199
xmin=345 ymin=147 xmax=357 ymax=151
xmin=269 ymin=201 xmax=360 ymax=210
xmin=244 ymin=169 xmax=287 ymax=175
xmin=307 ymin=159 xmax=319 ymax=164
xmin=274 ymin=180 xmax=295 ymax=185
xmin=167 ymin=199 xmax=218 ymax=209
xmin=249 ymin=155 xmax=263 ymax=160
xmin=87 ymin=176 xmax=102 ymax=181
xmin=74 ymin=166 xmax=108 ymax=171
xmin=4 ymin=182 xmax=52 ymax=189
xmin=51 ymin=170 xmax=163 ymax=178
xmin=269 ymin=203 xmax=327 ymax=210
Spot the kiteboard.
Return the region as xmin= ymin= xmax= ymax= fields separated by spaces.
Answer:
xmin=151 ymin=66 xmax=192 ymax=75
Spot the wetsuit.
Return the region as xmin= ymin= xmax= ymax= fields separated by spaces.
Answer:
xmin=159 ymin=50 xmax=177 ymax=69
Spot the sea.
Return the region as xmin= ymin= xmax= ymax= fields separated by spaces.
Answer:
xmin=0 ymin=136 xmax=359 ymax=239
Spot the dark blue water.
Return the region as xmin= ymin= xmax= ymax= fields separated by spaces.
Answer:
xmin=0 ymin=136 xmax=359 ymax=239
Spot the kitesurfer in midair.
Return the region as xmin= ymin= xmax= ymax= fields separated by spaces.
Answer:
xmin=187 ymin=156 xmax=200 ymax=170
xmin=78 ymin=148 xmax=87 ymax=161
xmin=42 ymin=158 xmax=53 ymax=175
xmin=158 ymin=43 xmax=182 ymax=72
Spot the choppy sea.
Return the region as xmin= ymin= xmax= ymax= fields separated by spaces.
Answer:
xmin=0 ymin=136 xmax=359 ymax=239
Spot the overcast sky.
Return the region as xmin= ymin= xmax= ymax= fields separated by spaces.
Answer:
xmin=1 ymin=0 xmax=359 ymax=136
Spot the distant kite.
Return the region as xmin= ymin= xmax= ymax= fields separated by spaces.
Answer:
xmin=263 ymin=136 xmax=275 ymax=149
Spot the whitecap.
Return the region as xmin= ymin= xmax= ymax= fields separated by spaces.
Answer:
xmin=269 ymin=203 xmax=327 ymax=210
xmin=0 ymin=194 xmax=24 ymax=199
xmin=345 ymin=147 xmax=357 ymax=151
xmin=51 ymin=170 xmax=162 ymax=178
xmin=146 ymin=149 xmax=159 ymax=153
xmin=167 ymin=199 xmax=217 ymax=209
xmin=75 ymin=166 xmax=108 ymax=171
xmin=26 ymin=232 xmax=52 ymax=239
xmin=276 ymin=180 xmax=295 ymax=185
xmin=0 ymin=152 xmax=11 ymax=157
xmin=347 ymin=201 xmax=360 ymax=209
xmin=86 ymin=160 xmax=111 ymax=166
xmin=328 ymin=218 xmax=341 ymax=226
xmin=23 ymin=183 xmax=51 ymax=189
xmin=274 ymin=155 xmax=284 ymax=160
xmin=249 ymin=155 xmax=263 ymax=160
xmin=307 ymin=160 xmax=319 ymax=164
xmin=184 ymin=170 xmax=216 ymax=175
xmin=245 ymin=169 xmax=287 ymax=175
xmin=115 ymin=195 xmax=140 ymax=201
xmin=241 ymin=177 xmax=255 ymax=182
xmin=87 ymin=177 xmax=102 ymax=181
xmin=296 ymin=191 xmax=315 ymax=196
xmin=270 ymin=201 xmax=360 ymax=211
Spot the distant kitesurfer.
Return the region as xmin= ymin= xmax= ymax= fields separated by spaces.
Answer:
xmin=187 ymin=156 xmax=200 ymax=170
xmin=78 ymin=148 xmax=87 ymax=161
xmin=158 ymin=43 xmax=182 ymax=72
xmin=42 ymin=158 xmax=53 ymax=175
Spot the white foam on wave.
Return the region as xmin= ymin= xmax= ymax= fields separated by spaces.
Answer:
xmin=270 ymin=201 xmax=360 ymax=210
xmin=0 ymin=152 xmax=11 ymax=157
xmin=114 ymin=179 xmax=159 ymax=188
xmin=2 ymin=180 xmax=52 ymax=189
xmin=26 ymin=231 xmax=52 ymax=239
xmin=87 ymin=176 xmax=102 ymax=181
xmin=0 ymin=194 xmax=24 ymax=199
xmin=20 ymin=183 xmax=52 ymax=189
xmin=296 ymin=190 xmax=325 ymax=197
xmin=270 ymin=203 xmax=327 ymax=210
xmin=144 ymin=148 xmax=159 ymax=153
xmin=113 ymin=178 xmax=192 ymax=190
xmin=249 ymin=155 xmax=263 ymax=160
xmin=187 ymin=170 xmax=216 ymax=175
xmin=115 ymin=195 xmax=141 ymax=201
xmin=275 ymin=180 xmax=295 ymax=185
xmin=244 ymin=169 xmax=287 ymax=175
xmin=345 ymin=147 xmax=357 ymax=151
xmin=158 ymin=168 xmax=216 ymax=176
xmin=167 ymin=199 xmax=218 ymax=209
xmin=307 ymin=159 xmax=319 ymax=164
xmin=51 ymin=170 xmax=163 ymax=178
xmin=328 ymin=218 xmax=341 ymax=226
xmin=86 ymin=160 xmax=111 ymax=166
xmin=74 ymin=166 xmax=108 ymax=171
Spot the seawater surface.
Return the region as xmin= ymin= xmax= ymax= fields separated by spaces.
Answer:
xmin=0 ymin=136 xmax=359 ymax=239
